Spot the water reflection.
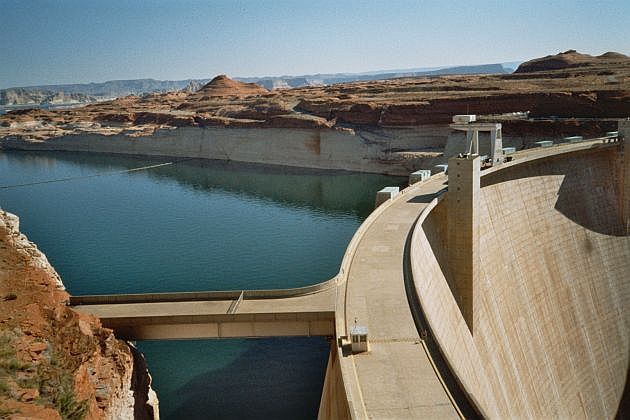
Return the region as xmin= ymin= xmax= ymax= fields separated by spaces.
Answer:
xmin=2 ymin=151 xmax=399 ymax=218
xmin=0 ymin=151 xmax=405 ymax=294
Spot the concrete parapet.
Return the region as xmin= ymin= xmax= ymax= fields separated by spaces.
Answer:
xmin=409 ymin=169 xmax=431 ymax=185
xmin=374 ymin=186 xmax=400 ymax=208
xmin=69 ymin=276 xmax=338 ymax=305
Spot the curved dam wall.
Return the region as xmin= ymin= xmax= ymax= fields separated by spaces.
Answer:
xmin=411 ymin=146 xmax=629 ymax=418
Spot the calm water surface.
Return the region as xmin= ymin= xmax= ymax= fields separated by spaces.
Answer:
xmin=0 ymin=151 xmax=404 ymax=419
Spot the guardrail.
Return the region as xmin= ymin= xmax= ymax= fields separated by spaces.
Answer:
xmin=69 ymin=275 xmax=337 ymax=306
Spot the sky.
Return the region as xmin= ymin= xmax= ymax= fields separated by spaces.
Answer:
xmin=1 ymin=0 xmax=629 ymax=89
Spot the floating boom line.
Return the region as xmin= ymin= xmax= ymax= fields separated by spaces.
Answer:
xmin=0 ymin=161 xmax=178 ymax=190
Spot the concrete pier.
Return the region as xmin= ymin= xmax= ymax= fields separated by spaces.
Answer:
xmin=447 ymin=155 xmax=480 ymax=332
xmin=409 ymin=169 xmax=431 ymax=185
xmin=374 ymin=186 xmax=400 ymax=208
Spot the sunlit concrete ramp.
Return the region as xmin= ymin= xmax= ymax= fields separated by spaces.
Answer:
xmin=320 ymin=172 xmax=469 ymax=419
xmin=70 ymin=282 xmax=336 ymax=340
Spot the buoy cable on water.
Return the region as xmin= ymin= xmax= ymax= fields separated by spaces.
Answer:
xmin=0 ymin=160 xmax=184 ymax=190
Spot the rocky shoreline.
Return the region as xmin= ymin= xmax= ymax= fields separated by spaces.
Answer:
xmin=0 ymin=210 xmax=158 ymax=419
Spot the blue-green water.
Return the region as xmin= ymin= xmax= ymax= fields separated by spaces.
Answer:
xmin=0 ymin=151 xmax=404 ymax=419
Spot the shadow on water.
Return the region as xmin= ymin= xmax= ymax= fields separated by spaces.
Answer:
xmin=137 ymin=337 xmax=330 ymax=420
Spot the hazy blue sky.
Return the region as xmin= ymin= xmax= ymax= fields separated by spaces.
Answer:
xmin=1 ymin=0 xmax=629 ymax=88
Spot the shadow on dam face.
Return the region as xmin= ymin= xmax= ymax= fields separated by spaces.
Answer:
xmin=481 ymin=146 xmax=626 ymax=236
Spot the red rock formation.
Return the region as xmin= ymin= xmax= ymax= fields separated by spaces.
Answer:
xmin=515 ymin=49 xmax=630 ymax=73
xmin=333 ymin=103 xmax=382 ymax=125
xmin=0 ymin=210 xmax=157 ymax=419
xmin=195 ymin=74 xmax=268 ymax=97
xmin=1 ymin=52 xmax=628 ymax=149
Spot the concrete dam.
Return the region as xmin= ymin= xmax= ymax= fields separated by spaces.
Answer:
xmin=408 ymin=142 xmax=629 ymax=417
xmin=73 ymin=122 xmax=630 ymax=418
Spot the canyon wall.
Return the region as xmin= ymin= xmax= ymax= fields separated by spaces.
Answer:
xmin=2 ymin=118 xmax=611 ymax=176
xmin=0 ymin=126 xmax=449 ymax=176
xmin=0 ymin=210 xmax=158 ymax=419
xmin=410 ymin=146 xmax=629 ymax=418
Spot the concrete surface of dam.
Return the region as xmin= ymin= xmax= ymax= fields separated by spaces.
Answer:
xmin=410 ymin=140 xmax=629 ymax=418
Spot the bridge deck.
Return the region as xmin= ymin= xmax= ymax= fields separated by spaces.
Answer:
xmin=338 ymin=172 xmax=461 ymax=418
xmin=71 ymin=286 xmax=336 ymax=339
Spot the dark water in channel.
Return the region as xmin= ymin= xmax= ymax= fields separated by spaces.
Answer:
xmin=0 ymin=151 xmax=404 ymax=419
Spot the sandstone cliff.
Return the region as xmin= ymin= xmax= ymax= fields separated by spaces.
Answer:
xmin=1 ymin=52 xmax=627 ymax=138
xmin=0 ymin=51 xmax=628 ymax=174
xmin=0 ymin=210 xmax=158 ymax=419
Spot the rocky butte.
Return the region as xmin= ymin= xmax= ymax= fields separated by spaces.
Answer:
xmin=0 ymin=50 xmax=629 ymax=418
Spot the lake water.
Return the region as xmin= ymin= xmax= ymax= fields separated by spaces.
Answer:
xmin=0 ymin=150 xmax=404 ymax=419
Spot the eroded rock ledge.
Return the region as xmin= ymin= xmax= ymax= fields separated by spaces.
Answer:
xmin=1 ymin=52 xmax=628 ymax=176
xmin=0 ymin=210 xmax=158 ymax=419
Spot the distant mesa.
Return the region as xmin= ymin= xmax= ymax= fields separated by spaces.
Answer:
xmin=598 ymin=51 xmax=629 ymax=59
xmin=515 ymin=49 xmax=630 ymax=73
xmin=196 ymin=74 xmax=268 ymax=97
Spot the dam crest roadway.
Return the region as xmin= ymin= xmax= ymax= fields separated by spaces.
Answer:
xmin=72 ymin=123 xmax=630 ymax=419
